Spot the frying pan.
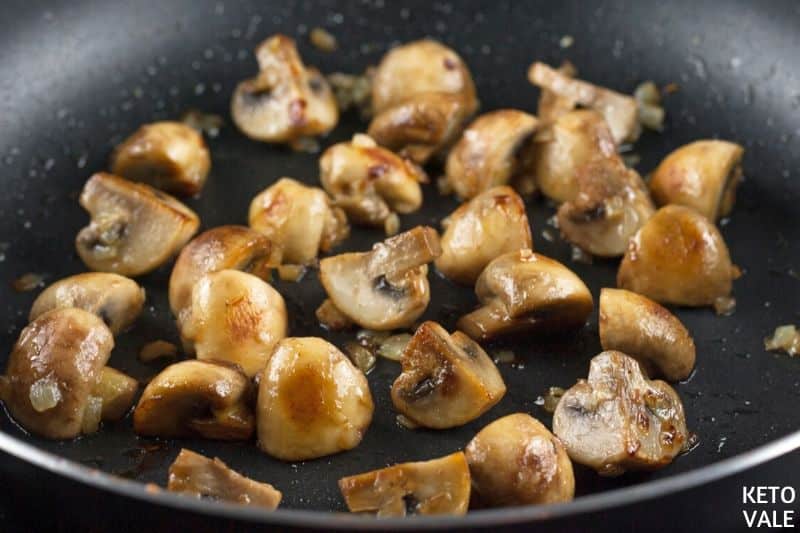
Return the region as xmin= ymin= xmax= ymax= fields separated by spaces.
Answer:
xmin=1 ymin=0 xmax=799 ymax=530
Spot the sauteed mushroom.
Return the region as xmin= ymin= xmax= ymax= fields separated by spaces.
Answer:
xmin=133 ymin=360 xmax=254 ymax=440
xmin=599 ymin=288 xmax=696 ymax=381
xmin=29 ymin=272 xmax=145 ymax=334
xmin=111 ymin=121 xmax=211 ymax=196
xmin=231 ymin=35 xmax=338 ymax=142
xmin=649 ymin=140 xmax=745 ymax=221
xmin=537 ymin=61 xmax=578 ymax=122
xmin=338 ymin=452 xmax=470 ymax=517
xmin=458 ymin=249 xmax=593 ymax=340
xmin=181 ymin=269 xmax=287 ymax=377
xmin=249 ymin=177 xmax=349 ymax=264
xmin=617 ymin=205 xmax=737 ymax=306
xmin=553 ymin=350 xmax=690 ymax=475
xmin=318 ymin=226 xmax=441 ymax=330
xmin=256 ymin=337 xmax=373 ymax=461
xmin=391 ymin=321 xmax=506 ymax=429
xmin=465 ymin=413 xmax=574 ymax=507
xmin=76 ymin=173 xmax=200 ymax=277
xmin=3 ymin=308 xmax=136 ymax=439
xmin=435 ymin=186 xmax=532 ymax=285
xmin=444 ymin=110 xmax=539 ymax=200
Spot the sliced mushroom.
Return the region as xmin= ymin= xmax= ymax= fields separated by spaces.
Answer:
xmin=76 ymin=173 xmax=200 ymax=276
xmin=391 ymin=321 xmax=505 ymax=429
xmin=319 ymin=133 xmax=425 ymax=232
xmin=3 ymin=308 xmax=136 ymax=439
xmin=29 ymin=272 xmax=145 ymax=334
xmin=458 ymin=249 xmax=593 ymax=340
xmin=256 ymin=337 xmax=373 ymax=461
xmin=553 ymin=350 xmax=690 ymax=475
xmin=231 ymin=34 xmax=338 ymax=142
xmin=617 ymin=205 xmax=737 ymax=306
xmin=444 ymin=110 xmax=540 ymax=200
xmin=599 ymin=288 xmax=696 ymax=381
xmin=168 ymin=449 xmax=282 ymax=509
xmin=528 ymin=61 xmax=640 ymax=144
xmin=537 ymin=61 xmax=578 ymax=122
xmin=338 ymin=452 xmax=470 ymax=517
xmin=181 ymin=270 xmax=287 ymax=377
xmin=318 ymin=226 xmax=441 ymax=330
xmin=465 ymin=413 xmax=574 ymax=507
xmin=133 ymin=360 xmax=254 ymax=440
xmin=249 ymin=177 xmax=349 ymax=265
xmin=111 ymin=121 xmax=211 ymax=196
xmin=649 ymin=140 xmax=745 ymax=221
xmin=435 ymin=186 xmax=533 ymax=285
xmin=556 ymin=157 xmax=655 ymax=257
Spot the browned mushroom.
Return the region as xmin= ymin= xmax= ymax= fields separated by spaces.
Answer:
xmin=76 ymin=173 xmax=200 ymax=277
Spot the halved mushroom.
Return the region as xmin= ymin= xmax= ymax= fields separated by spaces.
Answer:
xmin=168 ymin=449 xmax=282 ymax=509
xmin=256 ymin=337 xmax=373 ymax=461
xmin=338 ymin=452 xmax=470 ymax=517
xmin=249 ymin=177 xmax=349 ymax=265
xmin=553 ymin=350 xmax=690 ymax=475
xmin=133 ymin=360 xmax=254 ymax=440
xmin=649 ymin=140 xmax=745 ymax=221
xmin=3 ymin=308 xmax=136 ymax=439
xmin=435 ymin=186 xmax=533 ymax=285
xmin=617 ymin=205 xmax=737 ymax=306
xmin=599 ymin=288 xmax=696 ymax=381
xmin=111 ymin=121 xmax=211 ymax=196
xmin=537 ymin=61 xmax=578 ymax=123
xmin=444 ymin=110 xmax=540 ymax=200
xmin=231 ymin=34 xmax=338 ymax=142
xmin=76 ymin=173 xmax=200 ymax=276
xmin=458 ymin=249 xmax=593 ymax=340
xmin=29 ymin=272 xmax=145 ymax=334
xmin=531 ymin=110 xmax=619 ymax=204
xmin=319 ymin=133 xmax=425 ymax=233
xmin=318 ymin=226 xmax=441 ymax=331
xmin=556 ymin=157 xmax=655 ymax=257
xmin=465 ymin=413 xmax=574 ymax=507
xmin=528 ymin=61 xmax=640 ymax=144
xmin=391 ymin=321 xmax=505 ymax=429
xmin=181 ymin=270 xmax=287 ymax=377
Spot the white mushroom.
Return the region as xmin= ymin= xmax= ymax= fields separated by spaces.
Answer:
xmin=537 ymin=61 xmax=578 ymax=122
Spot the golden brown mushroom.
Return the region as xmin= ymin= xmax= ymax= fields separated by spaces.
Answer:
xmin=391 ymin=321 xmax=506 ymax=429
xmin=338 ymin=452 xmax=470 ymax=517
xmin=231 ymin=35 xmax=338 ymax=143
xmin=617 ymin=205 xmax=737 ymax=306
xmin=76 ymin=173 xmax=200 ymax=277
xmin=649 ymin=140 xmax=745 ymax=221
xmin=458 ymin=249 xmax=593 ymax=340
xmin=256 ymin=337 xmax=373 ymax=461
xmin=111 ymin=121 xmax=211 ymax=196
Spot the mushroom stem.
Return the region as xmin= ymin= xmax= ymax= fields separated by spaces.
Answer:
xmin=367 ymin=226 xmax=441 ymax=281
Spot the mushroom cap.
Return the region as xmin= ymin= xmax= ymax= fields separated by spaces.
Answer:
xmin=553 ymin=350 xmax=690 ymax=475
xmin=391 ymin=321 xmax=506 ymax=429
xmin=133 ymin=360 xmax=254 ymax=440
xmin=256 ymin=337 xmax=374 ymax=461
xmin=231 ymin=35 xmax=338 ymax=142
xmin=319 ymin=226 xmax=441 ymax=331
xmin=649 ymin=140 xmax=744 ymax=221
xmin=435 ymin=186 xmax=533 ymax=285
xmin=111 ymin=121 xmax=211 ymax=196
xmin=76 ymin=172 xmax=200 ymax=277
xmin=182 ymin=269 xmax=287 ymax=377
xmin=599 ymin=288 xmax=696 ymax=381
xmin=445 ymin=110 xmax=540 ymax=200
xmin=29 ymin=272 xmax=145 ymax=335
xmin=617 ymin=205 xmax=736 ymax=306
xmin=249 ymin=177 xmax=349 ymax=265
xmin=465 ymin=413 xmax=575 ymax=507
xmin=338 ymin=452 xmax=471 ymax=517
xmin=4 ymin=308 xmax=114 ymax=439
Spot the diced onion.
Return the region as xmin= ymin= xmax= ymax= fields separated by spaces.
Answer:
xmin=378 ymin=334 xmax=412 ymax=361
xmin=310 ymin=27 xmax=338 ymax=52
xmin=81 ymin=396 xmax=103 ymax=434
xmin=764 ymin=325 xmax=800 ymax=356
xmin=634 ymin=81 xmax=661 ymax=106
xmin=543 ymin=386 xmax=566 ymax=414
xmin=29 ymin=377 xmax=62 ymax=412
xmin=713 ymin=296 xmax=737 ymax=316
xmin=277 ymin=264 xmax=306 ymax=282
xmin=345 ymin=342 xmax=376 ymax=375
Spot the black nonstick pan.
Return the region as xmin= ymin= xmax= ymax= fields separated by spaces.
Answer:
xmin=1 ymin=0 xmax=799 ymax=531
